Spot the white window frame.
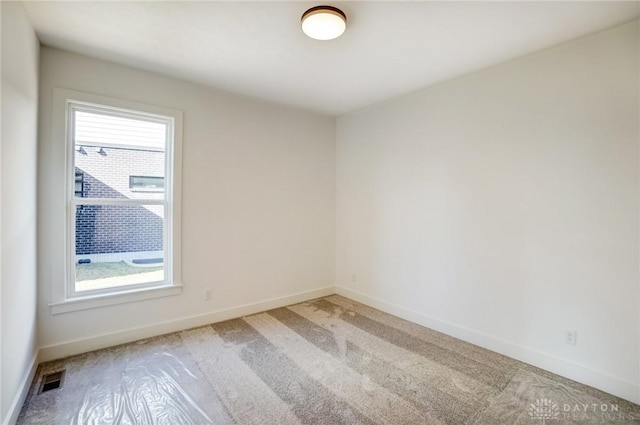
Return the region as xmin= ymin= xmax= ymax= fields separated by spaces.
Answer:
xmin=50 ymin=89 xmax=183 ymax=314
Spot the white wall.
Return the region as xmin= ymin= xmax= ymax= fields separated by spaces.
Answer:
xmin=38 ymin=48 xmax=335 ymax=351
xmin=336 ymin=21 xmax=640 ymax=403
xmin=1 ymin=2 xmax=40 ymax=424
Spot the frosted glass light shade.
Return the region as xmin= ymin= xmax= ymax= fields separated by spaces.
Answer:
xmin=301 ymin=6 xmax=346 ymax=41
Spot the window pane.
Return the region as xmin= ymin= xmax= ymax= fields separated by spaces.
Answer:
xmin=75 ymin=204 xmax=165 ymax=292
xmin=74 ymin=110 xmax=166 ymax=201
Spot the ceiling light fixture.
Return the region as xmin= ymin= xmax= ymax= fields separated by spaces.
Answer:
xmin=301 ymin=6 xmax=346 ymax=41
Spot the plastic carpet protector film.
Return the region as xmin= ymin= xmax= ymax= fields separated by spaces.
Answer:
xmin=17 ymin=334 xmax=233 ymax=425
xmin=73 ymin=351 xmax=212 ymax=425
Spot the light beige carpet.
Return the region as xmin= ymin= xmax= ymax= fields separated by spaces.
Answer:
xmin=18 ymin=295 xmax=640 ymax=424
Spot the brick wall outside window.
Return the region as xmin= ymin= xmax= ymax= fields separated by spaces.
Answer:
xmin=75 ymin=147 xmax=164 ymax=256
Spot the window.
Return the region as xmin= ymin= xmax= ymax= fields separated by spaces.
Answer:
xmin=130 ymin=175 xmax=165 ymax=192
xmin=71 ymin=106 xmax=171 ymax=294
xmin=50 ymin=89 xmax=183 ymax=314
xmin=74 ymin=171 xmax=84 ymax=197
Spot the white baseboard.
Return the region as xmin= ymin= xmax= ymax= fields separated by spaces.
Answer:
xmin=335 ymin=285 xmax=640 ymax=405
xmin=2 ymin=352 xmax=38 ymax=425
xmin=39 ymin=286 xmax=335 ymax=362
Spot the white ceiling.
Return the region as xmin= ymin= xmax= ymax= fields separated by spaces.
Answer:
xmin=24 ymin=1 xmax=639 ymax=115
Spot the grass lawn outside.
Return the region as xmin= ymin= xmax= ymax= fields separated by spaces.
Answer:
xmin=76 ymin=261 xmax=164 ymax=292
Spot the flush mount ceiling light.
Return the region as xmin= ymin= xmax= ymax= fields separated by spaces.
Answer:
xmin=301 ymin=6 xmax=346 ymax=41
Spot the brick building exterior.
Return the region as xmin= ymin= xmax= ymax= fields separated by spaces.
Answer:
xmin=75 ymin=146 xmax=165 ymax=258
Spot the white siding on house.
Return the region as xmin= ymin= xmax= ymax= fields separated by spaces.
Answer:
xmin=75 ymin=110 xmax=166 ymax=150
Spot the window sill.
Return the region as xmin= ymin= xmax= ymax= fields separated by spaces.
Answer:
xmin=49 ymin=283 xmax=183 ymax=315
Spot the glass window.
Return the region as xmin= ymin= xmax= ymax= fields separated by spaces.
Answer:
xmin=69 ymin=103 xmax=174 ymax=296
xmin=75 ymin=171 xmax=84 ymax=197
xmin=130 ymin=176 xmax=165 ymax=192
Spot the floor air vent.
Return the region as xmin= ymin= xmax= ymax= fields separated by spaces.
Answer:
xmin=39 ymin=370 xmax=65 ymax=394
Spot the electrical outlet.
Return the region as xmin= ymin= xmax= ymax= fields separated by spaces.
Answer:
xmin=565 ymin=330 xmax=577 ymax=345
xmin=205 ymin=289 xmax=213 ymax=301
xmin=351 ymin=274 xmax=357 ymax=283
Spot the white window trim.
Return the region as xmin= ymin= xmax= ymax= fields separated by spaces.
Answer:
xmin=50 ymin=88 xmax=183 ymax=315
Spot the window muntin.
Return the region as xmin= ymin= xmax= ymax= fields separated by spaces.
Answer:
xmin=69 ymin=102 xmax=174 ymax=297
